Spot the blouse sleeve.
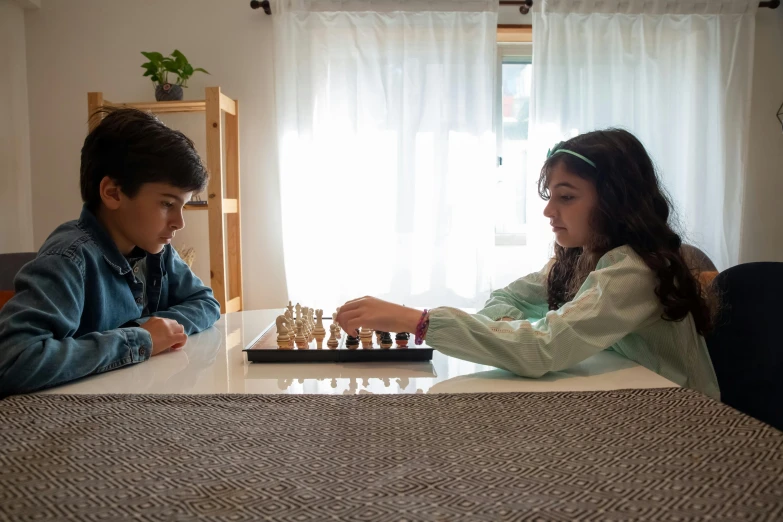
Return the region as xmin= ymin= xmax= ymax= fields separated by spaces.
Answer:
xmin=477 ymin=263 xmax=550 ymax=321
xmin=427 ymin=250 xmax=662 ymax=378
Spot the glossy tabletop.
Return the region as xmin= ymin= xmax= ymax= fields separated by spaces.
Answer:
xmin=42 ymin=309 xmax=677 ymax=395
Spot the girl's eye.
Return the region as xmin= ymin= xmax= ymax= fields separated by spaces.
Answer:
xmin=162 ymin=201 xmax=174 ymax=208
xmin=560 ymin=195 xmax=575 ymax=201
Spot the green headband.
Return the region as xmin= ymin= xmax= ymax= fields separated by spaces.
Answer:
xmin=547 ymin=144 xmax=597 ymax=169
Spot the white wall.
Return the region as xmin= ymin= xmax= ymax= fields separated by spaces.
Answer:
xmin=0 ymin=0 xmax=34 ymax=253
xmin=22 ymin=1 xmax=783 ymax=312
xmin=740 ymin=6 xmax=783 ymax=263
xmin=24 ymin=0 xmax=287 ymax=310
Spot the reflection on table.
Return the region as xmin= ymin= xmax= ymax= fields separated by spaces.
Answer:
xmin=41 ymin=309 xmax=676 ymax=395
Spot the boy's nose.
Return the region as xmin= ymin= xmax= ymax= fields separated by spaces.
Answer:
xmin=170 ymin=211 xmax=185 ymax=231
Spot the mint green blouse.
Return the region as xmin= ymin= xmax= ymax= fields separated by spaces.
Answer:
xmin=427 ymin=245 xmax=720 ymax=399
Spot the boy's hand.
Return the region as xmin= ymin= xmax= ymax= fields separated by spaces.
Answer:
xmin=140 ymin=317 xmax=188 ymax=356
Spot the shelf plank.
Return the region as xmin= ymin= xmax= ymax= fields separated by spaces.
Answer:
xmin=183 ymin=198 xmax=236 ymax=212
xmin=105 ymin=99 xmax=207 ymax=114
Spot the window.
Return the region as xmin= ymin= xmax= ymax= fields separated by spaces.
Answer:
xmin=494 ymin=44 xmax=532 ymax=247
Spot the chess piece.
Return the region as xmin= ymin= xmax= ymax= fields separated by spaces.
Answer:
xmin=301 ymin=307 xmax=310 ymax=340
xmin=276 ymin=315 xmax=293 ymax=350
xmin=327 ymin=323 xmax=339 ymax=349
xmin=285 ymin=309 xmax=294 ymax=326
xmin=395 ymin=332 xmax=410 ymax=348
xmin=360 ymin=326 xmax=374 ymax=349
xmin=380 ymin=331 xmax=393 ymax=349
xmin=375 ymin=330 xmax=382 ymax=345
xmin=313 ymin=309 xmax=326 ymax=349
xmin=332 ymin=311 xmax=340 ymax=330
xmin=346 ymin=335 xmax=360 ymax=350
xmin=308 ymin=308 xmax=316 ymax=341
xmin=308 ymin=309 xmax=316 ymax=340
xmin=286 ymin=300 xmax=295 ymax=317
xmin=295 ymin=319 xmax=308 ymax=349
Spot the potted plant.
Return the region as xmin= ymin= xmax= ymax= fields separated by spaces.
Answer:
xmin=141 ymin=49 xmax=210 ymax=101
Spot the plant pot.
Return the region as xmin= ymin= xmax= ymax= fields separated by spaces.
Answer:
xmin=155 ymin=83 xmax=184 ymax=101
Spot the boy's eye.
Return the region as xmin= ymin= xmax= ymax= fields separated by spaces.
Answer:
xmin=162 ymin=201 xmax=174 ymax=208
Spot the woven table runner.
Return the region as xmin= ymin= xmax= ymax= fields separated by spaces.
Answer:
xmin=1 ymin=388 xmax=782 ymax=521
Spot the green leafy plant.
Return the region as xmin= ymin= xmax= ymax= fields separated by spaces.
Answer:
xmin=140 ymin=49 xmax=209 ymax=88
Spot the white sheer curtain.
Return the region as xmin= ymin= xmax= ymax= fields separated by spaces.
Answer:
xmin=273 ymin=0 xmax=498 ymax=309
xmin=528 ymin=0 xmax=757 ymax=271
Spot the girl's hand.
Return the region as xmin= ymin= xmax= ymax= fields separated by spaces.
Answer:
xmin=335 ymin=297 xmax=422 ymax=335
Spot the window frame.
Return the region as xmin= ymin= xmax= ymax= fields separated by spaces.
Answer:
xmin=494 ymin=42 xmax=533 ymax=247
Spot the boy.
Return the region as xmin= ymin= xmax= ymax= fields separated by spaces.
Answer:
xmin=0 ymin=108 xmax=221 ymax=396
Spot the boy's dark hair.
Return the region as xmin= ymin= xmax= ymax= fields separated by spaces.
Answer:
xmin=537 ymin=128 xmax=714 ymax=335
xmin=81 ymin=107 xmax=209 ymax=210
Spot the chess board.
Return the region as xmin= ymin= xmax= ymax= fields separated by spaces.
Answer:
xmin=244 ymin=320 xmax=434 ymax=363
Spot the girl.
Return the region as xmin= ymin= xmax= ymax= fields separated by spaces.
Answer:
xmin=336 ymin=129 xmax=720 ymax=399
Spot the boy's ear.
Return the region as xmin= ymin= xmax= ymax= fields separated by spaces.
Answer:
xmin=99 ymin=176 xmax=123 ymax=210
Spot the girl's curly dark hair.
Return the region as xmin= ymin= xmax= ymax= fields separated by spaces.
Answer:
xmin=537 ymin=129 xmax=713 ymax=335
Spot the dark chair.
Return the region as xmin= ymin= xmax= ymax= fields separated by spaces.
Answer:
xmin=0 ymin=253 xmax=37 ymax=291
xmin=705 ymin=262 xmax=783 ymax=431
xmin=0 ymin=253 xmax=37 ymax=310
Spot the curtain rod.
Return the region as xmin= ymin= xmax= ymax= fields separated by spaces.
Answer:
xmin=250 ymin=0 xmax=779 ymax=15
xmin=497 ymin=0 xmax=778 ymax=14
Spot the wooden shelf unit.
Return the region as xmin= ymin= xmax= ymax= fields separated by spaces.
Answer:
xmin=87 ymin=87 xmax=244 ymax=314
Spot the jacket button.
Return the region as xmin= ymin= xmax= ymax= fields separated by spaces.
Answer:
xmin=135 ymin=297 xmax=143 ymax=305
xmin=139 ymin=347 xmax=146 ymax=357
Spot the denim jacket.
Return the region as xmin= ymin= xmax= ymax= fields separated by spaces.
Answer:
xmin=0 ymin=207 xmax=221 ymax=396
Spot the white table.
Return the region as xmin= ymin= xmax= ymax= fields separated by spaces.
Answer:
xmin=43 ymin=309 xmax=676 ymax=395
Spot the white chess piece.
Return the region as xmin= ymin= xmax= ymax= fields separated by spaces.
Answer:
xmin=313 ymin=309 xmax=326 ymax=349
xmin=327 ymin=323 xmax=339 ymax=349
xmin=286 ymin=300 xmax=295 ymax=317
xmin=303 ymin=307 xmax=313 ymax=341
xmin=299 ymin=306 xmax=309 ymax=341
xmin=295 ymin=319 xmax=308 ymax=349
xmin=360 ymin=326 xmax=373 ymax=349
xmin=276 ymin=315 xmax=292 ymax=350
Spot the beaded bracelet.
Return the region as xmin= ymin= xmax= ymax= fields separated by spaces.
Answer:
xmin=414 ymin=309 xmax=430 ymax=346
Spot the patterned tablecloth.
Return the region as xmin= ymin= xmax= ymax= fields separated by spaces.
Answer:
xmin=1 ymin=388 xmax=782 ymax=521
